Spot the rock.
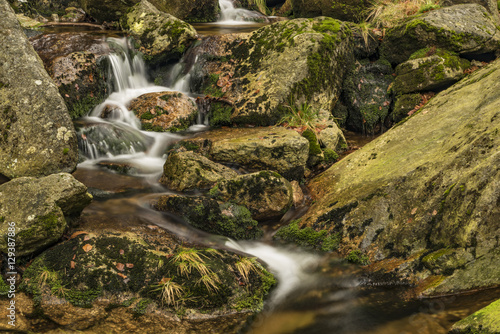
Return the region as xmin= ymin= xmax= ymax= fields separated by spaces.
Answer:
xmin=0 ymin=293 xmax=33 ymax=331
xmin=122 ymin=0 xmax=197 ymax=64
xmin=392 ymin=49 xmax=470 ymax=95
xmin=342 ymin=58 xmax=394 ymax=134
xmin=290 ymin=180 xmax=305 ymax=208
xmin=153 ymin=195 xmax=263 ymax=239
xmin=19 ymin=232 xmax=274 ymax=331
xmin=392 ymin=93 xmax=422 ymax=123
xmin=279 ymin=58 xmax=500 ymax=295
xmin=159 ymin=150 xmax=238 ymax=191
xmin=129 ymin=91 xmax=198 ymax=132
xmin=318 ymin=122 xmax=347 ymax=151
xmin=0 ymin=1 xmax=78 ymax=178
xmin=148 ymin=0 xmax=219 ymax=23
xmin=60 ymin=7 xmax=87 ymax=22
xmin=176 ymin=126 xmax=310 ymax=180
xmin=381 ymin=4 xmax=500 ymax=65
xmin=442 ymin=0 xmax=500 ymax=22
xmin=450 ymin=298 xmax=500 ymax=333
xmin=210 ymin=171 xmax=293 ymax=221
xmin=0 ymin=173 xmax=92 ymax=256
xmin=291 ymin=0 xmax=371 ymax=22
xmin=226 ymin=18 xmax=353 ymax=125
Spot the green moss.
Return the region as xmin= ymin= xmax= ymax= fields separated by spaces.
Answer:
xmin=345 ymin=249 xmax=370 ymax=265
xmin=140 ymin=111 xmax=155 ymax=120
xmin=203 ymin=74 xmax=224 ymax=98
xmin=302 ymin=129 xmax=321 ymax=155
xmin=63 ymin=148 xmax=70 ymax=155
xmin=274 ymin=220 xmax=341 ymax=252
xmin=0 ymin=276 xmax=10 ymax=298
xmin=209 ymin=102 xmax=232 ymax=127
xmin=132 ymin=298 xmax=153 ymax=317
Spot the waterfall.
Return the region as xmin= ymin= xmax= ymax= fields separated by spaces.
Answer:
xmin=218 ymin=0 xmax=266 ymax=23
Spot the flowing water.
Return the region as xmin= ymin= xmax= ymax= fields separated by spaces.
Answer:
xmin=71 ymin=34 xmax=500 ymax=334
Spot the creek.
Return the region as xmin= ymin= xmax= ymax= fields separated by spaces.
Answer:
xmin=56 ymin=16 xmax=500 ymax=334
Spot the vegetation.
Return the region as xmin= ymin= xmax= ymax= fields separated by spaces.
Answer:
xmin=278 ymin=101 xmax=322 ymax=132
xmin=345 ymin=250 xmax=370 ymax=265
xmin=364 ymin=0 xmax=441 ymax=28
xmin=274 ymin=220 xmax=341 ymax=252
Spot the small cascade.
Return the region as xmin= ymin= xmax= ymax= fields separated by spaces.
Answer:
xmin=218 ymin=0 xmax=266 ymax=23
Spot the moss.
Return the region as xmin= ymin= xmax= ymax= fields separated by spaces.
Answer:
xmin=132 ymin=298 xmax=153 ymax=317
xmin=302 ymin=129 xmax=321 ymax=155
xmin=345 ymin=249 xmax=370 ymax=265
xmin=0 ymin=276 xmax=10 ymax=298
xmin=203 ymin=74 xmax=224 ymax=98
xmin=140 ymin=111 xmax=155 ymax=120
xmin=63 ymin=148 xmax=70 ymax=155
xmin=274 ymin=220 xmax=341 ymax=252
xmin=209 ymin=102 xmax=232 ymax=127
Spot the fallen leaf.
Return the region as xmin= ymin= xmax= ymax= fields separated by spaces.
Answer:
xmin=116 ymin=263 xmax=125 ymax=271
xmin=72 ymin=254 xmax=76 ymax=260
xmin=69 ymin=231 xmax=88 ymax=239
xmin=82 ymin=244 xmax=92 ymax=252
xmin=117 ymin=273 xmax=127 ymax=279
xmin=70 ymin=261 xmax=76 ymax=269
xmin=119 ymin=249 xmax=125 ymax=255
xmin=83 ymin=235 xmax=90 ymax=241
xmin=126 ymin=263 xmax=134 ymax=269
xmin=411 ymin=207 xmax=417 ymax=215
xmin=432 ymin=210 xmax=438 ymax=216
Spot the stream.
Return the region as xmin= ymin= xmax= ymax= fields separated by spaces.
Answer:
xmin=49 ymin=5 xmax=500 ymax=333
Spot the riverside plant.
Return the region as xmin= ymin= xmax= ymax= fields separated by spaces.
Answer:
xmin=235 ymin=256 xmax=260 ymax=284
xmin=278 ymin=101 xmax=323 ymax=133
xmin=173 ymin=247 xmax=221 ymax=293
xmin=365 ymin=0 xmax=441 ymax=28
xmin=150 ymin=277 xmax=184 ymax=307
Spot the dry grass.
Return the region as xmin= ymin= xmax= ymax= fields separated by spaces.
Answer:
xmin=365 ymin=0 xmax=441 ymax=28
xmin=235 ymin=257 xmax=259 ymax=284
xmin=151 ymin=277 xmax=184 ymax=307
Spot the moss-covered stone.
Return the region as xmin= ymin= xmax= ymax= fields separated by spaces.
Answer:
xmin=291 ymin=0 xmax=371 ymax=23
xmin=153 ymin=195 xmax=263 ymax=240
xmin=211 ymin=171 xmax=294 ymax=221
xmin=159 ymin=150 xmax=238 ymax=191
xmin=274 ymin=220 xmax=341 ymax=252
xmin=380 ymin=4 xmax=500 ymax=65
xmin=451 ymin=299 xmax=500 ymax=333
xmin=392 ymin=93 xmax=423 ymax=123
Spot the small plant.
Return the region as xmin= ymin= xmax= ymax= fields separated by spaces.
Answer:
xmin=235 ymin=257 xmax=259 ymax=284
xmin=150 ymin=277 xmax=184 ymax=307
xmin=278 ymin=99 xmax=321 ymax=132
xmin=346 ymin=250 xmax=370 ymax=265
xmin=364 ymin=0 xmax=441 ymax=29
xmin=197 ymin=273 xmax=221 ymax=293
xmin=173 ymin=248 xmax=221 ymax=293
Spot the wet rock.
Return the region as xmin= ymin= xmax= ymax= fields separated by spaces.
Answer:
xmin=318 ymin=122 xmax=347 ymax=152
xmin=0 ymin=173 xmax=92 ymax=256
xmin=291 ymin=0 xmax=370 ymax=22
xmin=153 ymin=195 xmax=263 ymax=239
xmin=450 ymin=298 xmax=500 ymax=333
xmin=225 ymin=18 xmax=353 ymax=126
xmin=159 ymin=150 xmax=238 ymax=191
xmin=290 ymin=180 xmax=305 ymax=208
xmin=19 ymin=232 xmax=274 ymax=332
xmin=123 ymin=0 xmax=197 ymax=64
xmin=280 ymin=58 xmax=500 ymax=295
xmin=392 ymin=49 xmax=470 ymax=95
xmin=210 ymin=171 xmax=293 ymax=221
xmin=0 ymin=1 xmax=78 ymax=178
xmin=30 ymin=32 xmax=110 ymax=119
xmin=176 ymin=126 xmax=310 ymax=180
xmin=129 ymin=91 xmax=198 ymax=132
xmin=342 ymin=58 xmax=394 ymax=134
xmin=381 ymin=4 xmax=500 ymax=65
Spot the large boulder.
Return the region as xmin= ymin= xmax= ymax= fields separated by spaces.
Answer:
xmin=291 ymin=0 xmax=371 ymax=22
xmin=225 ymin=18 xmax=353 ymax=125
xmin=0 ymin=173 xmax=92 ymax=256
xmin=0 ymin=1 xmax=78 ymax=178
xmin=441 ymin=0 xmax=500 ymax=22
xmin=153 ymin=195 xmax=264 ymax=239
xmin=174 ymin=126 xmax=310 ymax=180
xmin=159 ymin=150 xmax=238 ymax=191
xmin=129 ymin=91 xmax=198 ymax=132
xmin=277 ymin=58 xmax=500 ymax=296
xmin=30 ymin=33 xmax=110 ymax=119
xmin=122 ymin=0 xmax=197 ymax=64
xmin=450 ymin=298 xmax=500 ymax=333
xmin=381 ymin=4 xmax=500 ymax=65
xmin=392 ymin=49 xmax=470 ymax=95
xmin=18 ymin=232 xmax=274 ymax=332
xmin=210 ymin=171 xmax=294 ymax=221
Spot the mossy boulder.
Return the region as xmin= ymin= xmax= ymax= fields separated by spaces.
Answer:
xmin=0 ymin=1 xmax=78 ymax=178
xmin=159 ymin=150 xmax=238 ymax=191
xmin=442 ymin=0 xmax=500 ymax=22
xmin=317 ymin=122 xmax=347 ymax=152
xmin=342 ymin=58 xmax=394 ymax=134
xmin=392 ymin=49 xmax=470 ymax=95
xmin=210 ymin=171 xmax=293 ymax=221
xmin=392 ymin=93 xmax=423 ymax=123
xmin=129 ymin=91 xmax=198 ymax=132
xmin=147 ymin=0 xmax=219 ymax=23
xmin=227 ymin=18 xmax=354 ymax=125
xmin=380 ymin=4 xmax=500 ymax=65
xmin=123 ymin=0 xmax=197 ymax=64
xmin=291 ymin=0 xmax=371 ymax=22
xmin=450 ymin=299 xmax=500 ymax=333
xmin=153 ymin=195 xmax=263 ymax=239
xmin=0 ymin=173 xmax=92 ymax=256
xmin=175 ymin=126 xmax=310 ymax=180
xmin=31 ymin=32 xmax=110 ymax=119
xmin=280 ymin=58 xmax=500 ymax=296
xmin=19 ymin=232 xmax=275 ymax=332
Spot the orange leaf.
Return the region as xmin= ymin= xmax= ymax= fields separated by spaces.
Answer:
xmin=72 ymin=254 xmax=76 ymax=260
xmin=70 ymin=261 xmax=76 ymax=269
xmin=126 ymin=263 xmax=134 ymax=269
xmin=70 ymin=231 xmax=88 ymax=239
xmin=411 ymin=207 xmax=417 ymax=215
xmin=83 ymin=235 xmax=90 ymax=241
xmin=82 ymin=244 xmax=92 ymax=252
xmin=119 ymin=249 xmax=125 ymax=255
xmin=116 ymin=263 xmax=125 ymax=271
xmin=117 ymin=273 xmax=127 ymax=279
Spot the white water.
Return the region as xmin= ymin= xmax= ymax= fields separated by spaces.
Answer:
xmin=79 ymin=37 xmax=200 ymax=175
xmin=218 ymin=0 xmax=265 ymax=24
